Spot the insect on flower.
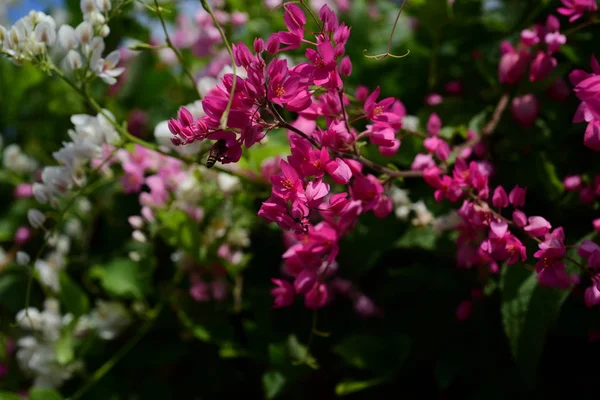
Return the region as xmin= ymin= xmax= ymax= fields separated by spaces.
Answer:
xmin=206 ymin=139 xmax=229 ymax=168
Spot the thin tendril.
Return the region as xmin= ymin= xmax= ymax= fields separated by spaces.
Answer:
xmin=153 ymin=0 xmax=198 ymax=93
xmin=363 ymin=0 xmax=410 ymax=61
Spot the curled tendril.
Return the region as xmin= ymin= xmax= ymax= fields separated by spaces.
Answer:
xmin=363 ymin=49 xmax=411 ymax=60
xmin=363 ymin=0 xmax=410 ymax=61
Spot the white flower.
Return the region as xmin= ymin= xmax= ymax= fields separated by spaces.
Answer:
xmin=27 ymin=209 xmax=46 ymax=229
xmin=95 ymin=0 xmax=112 ymax=12
xmin=34 ymin=21 xmax=56 ymax=45
xmin=411 ymin=201 xmax=434 ymax=227
xmin=94 ymin=49 xmax=124 ymax=85
xmin=35 ymin=256 xmax=62 ymax=292
xmin=402 ymin=115 xmax=419 ymax=132
xmin=57 ymin=25 xmax=78 ymax=49
xmin=197 ymin=76 xmax=218 ymax=98
xmin=16 ymin=251 xmax=31 ymax=266
xmin=132 ymin=230 xmax=147 ymax=243
xmin=217 ymin=173 xmax=241 ymax=194
xmin=129 ymin=251 xmax=141 ymax=262
xmin=2 ymin=144 xmax=37 ymax=173
xmin=64 ymin=49 xmax=83 ymax=71
xmin=80 ymin=0 xmax=97 ymax=14
xmin=65 ymin=219 xmax=83 ymax=237
xmin=75 ymin=21 xmax=93 ymax=45
xmin=88 ymin=300 xmax=131 ymax=340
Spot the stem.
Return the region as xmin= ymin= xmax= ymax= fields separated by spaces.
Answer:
xmin=153 ymin=0 xmax=197 ymax=92
xmin=363 ymin=0 xmax=410 ymax=60
xmin=200 ymin=0 xmax=237 ymax=130
xmin=269 ymin=102 xmax=422 ymax=178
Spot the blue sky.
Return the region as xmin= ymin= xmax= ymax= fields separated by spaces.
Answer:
xmin=8 ymin=0 xmax=63 ymax=22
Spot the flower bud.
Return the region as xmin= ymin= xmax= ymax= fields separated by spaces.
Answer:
xmin=511 ymin=94 xmax=539 ymax=127
xmin=339 ymin=55 xmax=352 ymax=76
xmin=509 ymin=185 xmax=527 ymax=207
xmin=27 ymin=209 xmax=46 ymax=229
xmin=95 ymin=0 xmax=112 ymax=12
xmin=34 ymin=21 xmax=56 ymax=45
xmin=14 ymin=226 xmax=32 ymax=246
xmin=563 ymin=175 xmax=582 ymax=191
xmin=512 ymin=210 xmax=527 ymax=228
xmin=492 ymin=186 xmax=509 ymax=208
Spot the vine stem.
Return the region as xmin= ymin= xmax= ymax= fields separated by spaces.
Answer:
xmin=267 ymin=102 xmax=423 ymax=179
xmin=153 ymin=0 xmax=197 ymax=92
xmin=200 ymin=0 xmax=237 ymax=130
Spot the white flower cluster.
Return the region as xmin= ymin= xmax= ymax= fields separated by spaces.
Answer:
xmin=0 ymin=10 xmax=57 ymax=64
xmin=34 ymin=232 xmax=71 ymax=292
xmin=2 ymin=143 xmax=38 ymax=173
xmin=389 ymin=187 xmax=435 ymax=227
xmin=15 ymin=297 xmax=131 ymax=388
xmin=15 ymin=298 xmax=82 ymax=388
xmin=0 ymin=1 xmax=124 ymax=85
xmin=33 ymin=111 xmax=120 ymax=209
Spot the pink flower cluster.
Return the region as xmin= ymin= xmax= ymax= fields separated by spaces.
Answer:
xmin=499 ymin=15 xmax=568 ymax=127
xmin=168 ymin=4 xmax=410 ymax=310
xmin=117 ymin=144 xmax=203 ymax=223
xmin=557 ymin=0 xmax=598 ymax=22
xmin=569 ymin=56 xmax=600 ymax=151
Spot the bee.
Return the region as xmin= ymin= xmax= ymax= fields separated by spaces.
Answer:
xmin=206 ymin=139 xmax=228 ymax=168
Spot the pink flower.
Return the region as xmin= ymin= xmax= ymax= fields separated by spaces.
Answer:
xmin=557 ymin=0 xmax=598 ymax=22
xmin=545 ymin=32 xmax=566 ymax=54
xmin=14 ymin=183 xmax=33 ymax=199
xmin=511 ymin=94 xmax=539 ymax=127
xmin=492 ymin=186 xmax=509 ymax=208
xmin=444 ymin=81 xmax=463 ymax=95
xmin=546 ymin=15 xmax=561 ymax=32
xmin=305 ymin=282 xmax=329 ymax=309
xmin=584 ymin=121 xmax=600 ymax=151
xmin=534 ymin=227 xmax=566 ymax=259
xmin=585 ymin=285 xmax=600 ymax=307
xmin=455 ymin=300 xmax=473 ymax=321
xmin=563 ymin=174 xmax=582 ymax=191
xmin=520 ymin=29 xmax=540 ymax=47
xmin=305 ymin=180 xmax=330 ymax=207
xmin=271 ymin=160 xmax=304 ymax=201
xmin=547 ymin=78 xmax=571 ymax=102
xmin=536 ymin=259 xmax=578 ymax=288
xmin=509 ymin=185 xmax=527 ymax=207
xmin=524 ymin=216 xmax=552 ymax=237
xmin=425 ymin=93 xmax=443 ymax=105
xmin=325 ymin=158 xmax=352 ymax=184
xmin=513 ymin=210 xmax=527 ymax=228
xmin=498 ymin=49 xmax=530 ymax=84
xmin=593 ymin=218 xmax=600 ymax=233
xmin=426 ymin=113 xmax=442 ymax=136
xmin=271 ymin=279 xmax=295 ymax=308
xmin=14 ymin=226 xmax=32 ymax=246
xmin=411 ymin=153 xmax=436 ymax=171
xmin=530 ymin=51 xmax=557 ymax=82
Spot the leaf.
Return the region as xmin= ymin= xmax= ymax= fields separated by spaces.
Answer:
xmin=56 ymin=319 xmax=76 ymax=365
xmin=59 ymin=273 xmax=90 ymax=317
xmin=28 ymin=388 xmax=64 ymax=400
xmin=335 ymin=378 xmax=387 ymax=396
xmin=535 ymin=152 xmax=563 ymax=201
xmin=287 ymin=335 xmax=319 ymax=369
xmin=263 ymin=370 xmax=286 ymax=399
xmin=0 ymin=392 xmax=26 ymax=400
xmin=96 ymin=258 xmax=144 ymax=299
xmin=500 ymin=264 xmax=571 ymax=386
xmin=333 ymin=334 xmax=411 ymax=373
xmin=395 ymin=226 xmax=437 ymax=250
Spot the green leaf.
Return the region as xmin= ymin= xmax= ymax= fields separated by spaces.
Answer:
xmin=263 ymin=370 xmax=286 ymax=399
xmin=56 ymin=319 xmax=76 ymax=365
xmin=333 ymin=334 xmax=411 ymax=372
xmin=287 ymin=335 xmax=319 ymax=369
xmin=96 ymin=258 xmax=144 ymax=299
xmin=0 ymin=392 xmax=27 ymax=400
xmin=28 ymin=388 xmax=64 ymax=400
xmin=535 ymin=152 xmax=563 ymax=201
xmin=59 ymin=273 xmax=90 ymax=317
xmin=395 ymin=226 xmax=437 ymax=250
xmin=335 ymin=378 xmax=387 ymax=396
xmin=500 ymin=264 xmax=571 ymax=386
